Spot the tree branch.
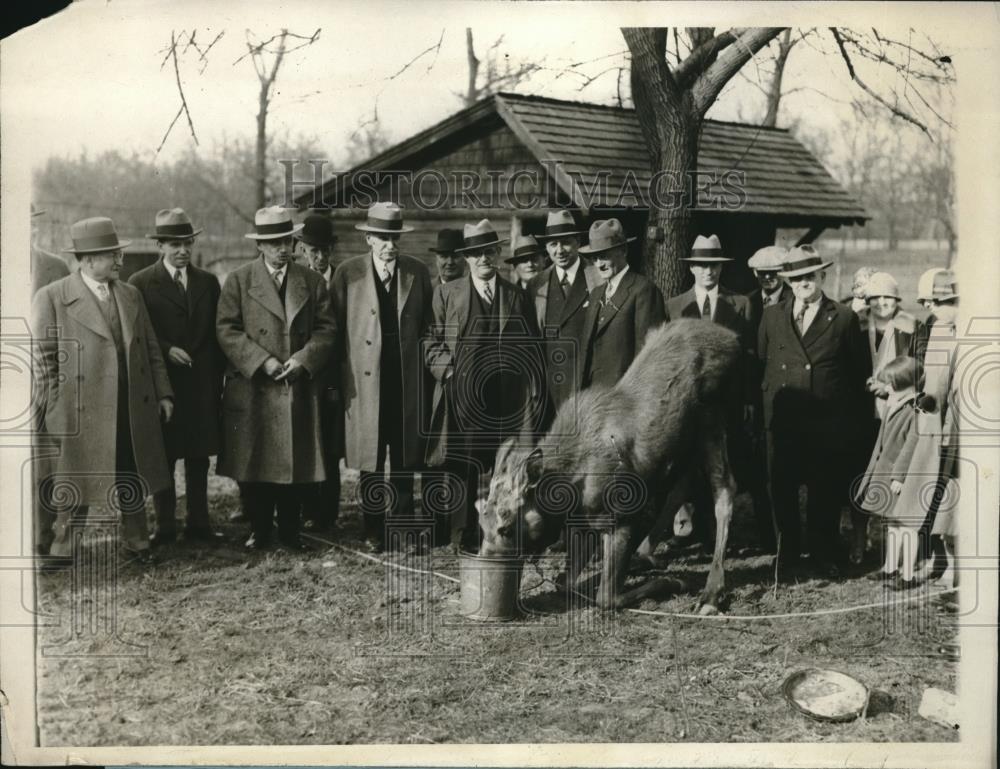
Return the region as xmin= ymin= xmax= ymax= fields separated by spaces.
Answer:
xmin=691 ymin=27 xmax=784 ymax=115
xmin=156 ymin=30 xmax=199 ymax=155
xmin=675 ymin=29 xmax=734 ymax=89
xmin=622 ymin=27 xmax=678 ymax=100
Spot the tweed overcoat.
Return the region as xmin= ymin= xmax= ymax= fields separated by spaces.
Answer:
xmin=31 ymin=272 xmax=173 ymax=504
xmin=216 ymin=257 xmax=336 ymax=484
xmin=330 ymin=253 xmax=433 ymax=471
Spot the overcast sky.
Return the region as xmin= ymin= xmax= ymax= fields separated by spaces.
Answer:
xmin=0 ymin=1 xmax=977 ymax=174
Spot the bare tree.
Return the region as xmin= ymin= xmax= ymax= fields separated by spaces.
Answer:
xmin=462 ymin=29 xmax=541 ymax=106
xmin=622 ymin=27 xmax=954 ymax=298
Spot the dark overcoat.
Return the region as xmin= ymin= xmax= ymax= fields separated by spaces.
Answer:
xmin=855 ymin=393 xmax=920 ymax=520
xmin=31 ymin=247 xmax=70 ymax=296
xmin=580 ymin=270 xmax=667 ymax=390
xmin=330 ymin=254 xmax=432 ymax=471
xmin=31 ymin=273 xmax=173 ymax=504
xmin=757 ymin=293 xmax=871 ymax=450
xmin=746 ymin=283 xmax=794 ymax=333
xmin=425 ymin=275 xmax=543 ymax=466
xmin=129 ymin=260 xmax=223 ymax=459
xmin=216 ymin=257 xmax=336 ymax=484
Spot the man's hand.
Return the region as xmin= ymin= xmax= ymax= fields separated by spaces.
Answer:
xmin=891 ymin=479 xmax=903 ymax=495
xmin=743 ymin=403 xmax=756 ymax=425
xmin=262 ymin=357 xmax=284 ymax=379
xmin=159 ymin=398 xmax=174 ymax=423
xmin=167 ymin=346 xmax=193 ymax=367
xmin=274 ymin=357 xmax=304 ymax=383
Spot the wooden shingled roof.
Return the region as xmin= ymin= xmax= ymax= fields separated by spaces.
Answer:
xmin=300 ymin=92 xmax=867 ymax=226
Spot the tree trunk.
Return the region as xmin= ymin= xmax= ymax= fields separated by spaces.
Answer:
xmin=762 ymin=29 xmax=793 ymax=128
xmin=256 ymin=81 xmax=268 ymax=210
xmin=465 ymin=28 xmax=480 ymax=106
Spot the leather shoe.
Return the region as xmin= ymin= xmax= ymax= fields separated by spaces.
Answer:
xmin=149 ymin=531 xmax=177 ymax=548
xmin=184 ymin=527 xmax=224 ymax=543
xmin=866 ymin=569 xmax=898 ymax=582
xmin=363 ymin=538 xmax=384 ymax=554
xmin=891 ymin=575 xmax=922 ymax=591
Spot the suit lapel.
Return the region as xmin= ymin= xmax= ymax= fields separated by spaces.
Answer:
xmin=498 ymin=278 xmax=514 ymax=332
xmin=112 ymin=280 xmax=137 ymax=346
xmin=64 ymin=273 xmax=112 ymax=340
xmin=186 ymin=266 xmax=209 ymax=311
xmin=248 ymin=257 xmax=286 ymax=321
xmin=560 ymin=265 xmax=589 ymax=325
xmin=284 ymin=265 xmax=309 ymax=328
xmin=154 ymin=260 xmax=188 ymax=311
xmin=534 ymin=268 xmax=550 ymax=330
xmin=678 ymin=288 xmax=701 ymax=320
xmin=397 ymin=261 xmax=414 ymax=323
xmin=714 ymin=290 xmax=741 ymax=332
xmin=802 ymin=295 xmax=837 ymax=347
xmin=596 ymin=270 xmax=633 ymax=334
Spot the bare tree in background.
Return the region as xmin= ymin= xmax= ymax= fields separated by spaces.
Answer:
xmin=622 ymin=27 xmax=954 ymax=298
xmin=462 ymin=28 xmax=542 ymax=105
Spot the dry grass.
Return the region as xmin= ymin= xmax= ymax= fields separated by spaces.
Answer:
xmin=35 ymin=470 xmax=958 ymax=746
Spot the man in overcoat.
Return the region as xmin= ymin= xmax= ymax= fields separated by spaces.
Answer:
xmin=746 ymin=245 xmax=794 ymax=332
xmin=666 ymin=234 xmax=763 ymax=551
xmin=330 ymin=202 xmax=433 ymax=553
xmin=294 ymin=213 xmax=342 ymax=532
xmin=579 ymin=219 xmax=666 ymax=390
xmin=530 ymin=211 xmax=603 ymax=419
xmin=130 ymin=208 xmax=223 ymax=546
xmin=216 ymin=206 xmax=336 ymax=552
xmin=758 ymin=245 xmax=871 ymax=573
xmin=425 ymin=219 xmax=544 ymax=552
xmin=430 ymin=228 xmax=466 ymax=287
xmin=32 ymin=217 xmax=174 ymax=564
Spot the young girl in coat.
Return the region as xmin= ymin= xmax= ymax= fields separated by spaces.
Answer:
xmin=855 ymin=355 xmax=924 ymax=590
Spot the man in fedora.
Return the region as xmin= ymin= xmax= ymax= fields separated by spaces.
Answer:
xmin=579 ymin=219 xmax=666 ymax=390
xmin=425 ymin=219 xmax=544 ymax=553
xmin=666 ymin=234 xmax=759 ymax=552
xmin=507 ymin=233 xmax=544 ymax=291
xmin=295 ymin=213 xmax=342 ymax=532
xmin=216 ymin=206 xmax=336 ymax=552
xmin=430 ymin=228 xmax=466 ymax=287
xmin=31 ymin=204 xmax=69 ymax=296
xmin=129 ymin=208 xmax=223 ymax=547
xmin=746 ymin=245 xmax=793 ymax=331
xmin=531 ymin=211 xmax=603 ymax=417
xmin=758 ymin=244 xmax=871 ymax=574
xmin=32 ymin=216 xmax=174 ymax=564
xmin=331 ymin=202 xmax=433 ymax=553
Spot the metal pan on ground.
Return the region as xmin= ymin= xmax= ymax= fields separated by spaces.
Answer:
xmin=782 ymin=668 xmax=870 ymax=722
xmin=458 ymin=551 xmax=524 ymax=621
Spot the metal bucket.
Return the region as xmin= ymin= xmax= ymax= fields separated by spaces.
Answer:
xmin=459 ymin=551 xmax=524 ymax=621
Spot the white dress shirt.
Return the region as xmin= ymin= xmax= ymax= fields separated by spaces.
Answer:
xmin=321 ymin=265 xmax=333 ymax=285
xmin=792 ymin=295 xmax=822 ymax=334
xmin=556 ymin=259 xmax=580 ymax=289
xmin=470 ymin=274 xmax=497 ymax=304
xmin=372 ymin=255 xmax=395 ymax=285
xmin=762 ymin=287 xmax=783 ymax=307
xmin=166 ymin=264 xmax=188 ymax=289
xmin=80 ymin=271 xmax=111 ymax=301
xmin=604 ymin=264 xmax=630 ymax=300
xmin=263 ymin=260 xmax=286 ymax=287
xmin=694 ymin=285 xmax=720 ymax=319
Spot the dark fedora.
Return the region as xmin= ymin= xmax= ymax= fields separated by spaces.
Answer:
xmin=538 ymin=209 xmax=587 ymax=240
xmin=296 ymin=214 xmax=338 ymax=249
xmin=578 ymin=218 xmax=635 ymax=255
xmin=506 ymin=233 xmax=542 ymax=265
xmin=146 ymin=208 xmax=203 ymax=240
xmin=455 ymin=219 xmax=509 ymax=253
xmin=63 ymin=216 xmax=132 ymax=255
xmin=429 ymin=228 xmax=465 ymax=254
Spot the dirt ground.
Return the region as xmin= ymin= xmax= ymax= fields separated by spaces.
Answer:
xmin=35 ymin=468 xmax=959 ymax=746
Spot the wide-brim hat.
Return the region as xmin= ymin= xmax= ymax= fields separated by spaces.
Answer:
xmin=63 ymin=216 xmax=132 ymax=255
xmin=355 ymin=201 xmax=414 ymax=234
xmin=537 ymin=210 xmax=588 ymax=240
xmin=682 ymin=234 xmax=731 ymax=262
xmin=916 ymin=267 xmax=947 ymax=302
xmin=579 ymin=218 xmax=635 ymax=255
xmin=296 ymin=214 xmax=338 ymax=248
xmin=455 ymin=219 xmax=509 ymax=253
xmin=748 ymin=245 xmax=788 ymax=271
xmin=146 ymin=207 xmax=203 ymax=240
xmin=245 ymin=206 xmax=303 ymax=240
xmin=778 ymin=244 xmax=834 ymax=278
xmin=930 ymin=270 xmax=958 ymax=301
xmin=864 ymin=272 xmax=901 ymax=300
xmin=506 ymin=233 xmax=542 ymax=265
xmin=429 ymin=228 xmax=464 ymax=254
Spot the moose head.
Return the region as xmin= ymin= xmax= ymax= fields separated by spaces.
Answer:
xmin=478 ymin=438 xmax=548 ymax=557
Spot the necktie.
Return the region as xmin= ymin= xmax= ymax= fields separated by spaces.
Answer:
xmin=273 ymin=269 xmax=284 ymax=290
xmin=381 ymin=267 xmax=393 ymax=293
xmin=96 ymin=283 xmax=109 ymax=301
xmin=559 ymin=271 xmax=570 ymax=298
xmin=483 ymin=281 xmax=493 ymax=305
xmin=702 ymin=294 xmax=711 ymax=319
xmin=795 ymin=302 xmax=809 ymax=333
xmin=173 ymin=269 xmax=186 ymax=297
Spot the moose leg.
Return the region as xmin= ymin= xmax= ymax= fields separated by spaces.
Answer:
xmin=697 ymin=417 xmax=735 ymax=614
xmin=635 ymin=472 xmax=692 ymax=566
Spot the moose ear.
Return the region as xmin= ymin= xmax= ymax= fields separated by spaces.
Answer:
xmin=523 ymin=446 xmax=544 ymax=486
xmin=494 ymin=437 xmax=518 ymax=472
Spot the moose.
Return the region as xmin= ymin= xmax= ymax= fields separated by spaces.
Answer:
xmin=479 ymin=319 xmax=742 ymax=614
